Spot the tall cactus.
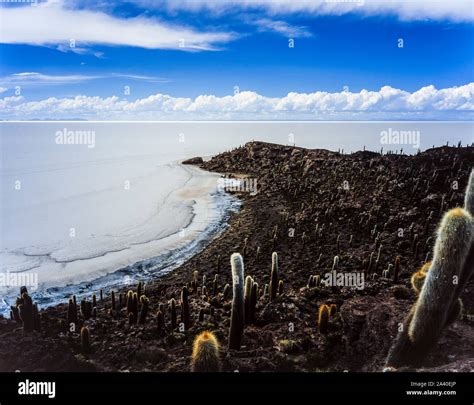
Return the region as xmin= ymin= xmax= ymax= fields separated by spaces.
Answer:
xmin=386 ymin=207 xmax=473 ymax=368
xmin=269 ymin=252 xmax=279 ymax=300
xmin=228 ymin=253 xmax=245 ymax=350
xmin=181 ymin=286 xmax=191 ymax=329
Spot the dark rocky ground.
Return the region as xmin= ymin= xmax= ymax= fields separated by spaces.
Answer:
xmin=1 ymin=141 xmax=473 ymax=372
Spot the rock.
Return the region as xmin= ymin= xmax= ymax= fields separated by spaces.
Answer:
xmin=182 ymin=157 xmax=204 ymax=165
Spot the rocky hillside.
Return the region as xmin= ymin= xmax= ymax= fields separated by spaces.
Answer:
xmin=1 ymin=141 xmax=473 ymax=372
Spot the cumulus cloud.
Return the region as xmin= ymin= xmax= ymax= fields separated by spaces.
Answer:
xmin=132 ymin=0 xmax=474 ymax=23
xmin=1 ymin=83 xmax=473 ymax=120
xmin=0 ymin=2 xmax=236 ymax=51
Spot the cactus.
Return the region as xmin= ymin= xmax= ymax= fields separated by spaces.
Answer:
xmin=100 ymin=289 xmax=103 ymax=304
xmin=216 ymin=254 xmax=221 ymax=274
xmin=137 ymin=282 xmax=142 ymax=302
xmin=198 ymin=308 xmax=205 ymax=322
xmin=18 ymin=293 xmax=34 ymax=332
xmin=92 ymin=294 xmax=97 ymax=308
xmin=81 ymin=326 xmax=90 ymax=352
xmin=329 ymin=303 xmax=337 ymax=317
xmin=386 ymin=207 xmax=473 ymax=368
xmin=228 ymin=253 xmax=245 ymax=350
xmin=191 ymin=271 xmax=198 ymax=293
xmin=250 ymin=281 xmax=258 ymax=324
xmin=269 ymin=252 xmax=279 ymax=300
xmin=367 ymin=252 xmax=375 ymax=274
xmin=81 ymin=299 xmax=92 ymax=319
xmin=243 ymin=275 xmax=253 ymax=325
xmin=222 ymin=283 xmax=230 ymax=301
xmin=191 ymin=331 xmax=221 ymax=372
xmin=126 ymin=290 xmax=133 ymax=314
xmin=464 ymin=169 xmax=474 ymax=215
xmin=410 ymin=262 xmax=431 ymax=294
xmin=213 ymin=274 xmax=218 ymax=296
xmin=181 ymin=286 xmax=191 ymax=329
xmin=278 ymin=280 xmax=284 ymax=295
xmin=170 ymin=298 xmax=177 ymax=329
xmin=67 ymin=297 xmax=77 ymax=328
xmin=132 ymin=293 xmax=138 ymax=323
xmin=139 ymin=296 xmax=149 ymax=324
xmin=128 ymin=311 xmax=135 ymax=325
xmin=393 ymin=256 xmax=401 ymax=283
xmin=156 ymin=310 xmax=165 ymax=335
xmin=318 ymin=304 xmax=330 ymax=334
xmin=111 ymin=291 xmax=116 ymax=311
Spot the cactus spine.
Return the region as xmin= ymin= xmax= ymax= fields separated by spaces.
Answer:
xmin=269 ymin=252 xmax=279 ymax=300
xmin=191 ymin=331 xmax=221 ymax=372
xmin=228 ymin=253 xmax=245 ymax=350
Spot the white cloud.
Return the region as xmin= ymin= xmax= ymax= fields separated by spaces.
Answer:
xmin=1 ymin=83 xmax=473 ymax=120
xmin=0 ymin=72 xmax=170 ymax=86
xmin=139 ymin=0 xmax=474 ymax=23
xmin=0 ymin=87 xmax=8 ymax=94
xmin=0 ymin=2 xmax=236 ymax=51
xmin=251 ymin=18 xmax=313 ymax=38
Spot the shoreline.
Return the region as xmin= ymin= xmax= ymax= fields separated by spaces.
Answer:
xmin=0 ymin=163 xmax=240 ymax=316
xmin=1 ymin=141 xmax=473 ymax=372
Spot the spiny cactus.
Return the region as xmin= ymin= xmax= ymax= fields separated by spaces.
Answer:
xmin=92 ymin=294 xmax=97 ymax=308
xmin=67 ymin=297 xmax=78 ymax=328
xmin=329 ymin=304 xmax=337 ymax=317
xmin=318 ymin=304 xmax=330 ymax=334
xmin=464 ymin=169 xmax=474 ymax=215
xmin=81 ymin=326 xmax=90 ymax=353
xmin=100 ymin=289 xmax=103 ymax=304
xmin=126 ymin=290 xmax=133 ymax=314
xmin=410 ymin=262 xmax=431 ymax=294
xmin=409 ymin=208 xmax=472 ymax=343
xmin=228 ymin=253 xmax=245 ymax=350
xmin=213 ymin=274 xmax=218 ymax=296
xmin=139 ymin=296 xmax=149 ymax=324
xmin=191 ymin=271 xmax=198 ymax=293
xmin=386 ymin=207 xmax=473 ymax=368
xmin=269 ymin=252 xmax=279 ymax=300
xmin=111 ymin=291 xmax=116 ymax=311
xmin=81 ymin=299 xmax=92 ymax=320
xmin=278 ymin=280 xmax=284 ymax=295
xmin=18 ymin=292 xmax=34 ymax=332
xmin=393 ymin=256 xmax=401 ymax=283
xmin=250 ymin=281 xmax=258 ymax=324
xmin=157 ymin=310 xmax=165 ymax=335
xmin=137 ymin=282 xmax=142 ymax=302
xmin=243 ymin=275 xmax=253 ymax=325
xmin=198 ymin=308 xmax=205 ymax=322
xmin=222 ymin=283 xmax=230 ymax=302
xmin=170 ymin=298 xmax=177 ymax=329
xmin=191 ymin=331 xmax=221 ymax=372
xmin=181 ymin=286 xmax=191 ymax=329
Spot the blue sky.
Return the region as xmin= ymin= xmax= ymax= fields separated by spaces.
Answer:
xmin=0 ymin=0 xmax=473 ymax=120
